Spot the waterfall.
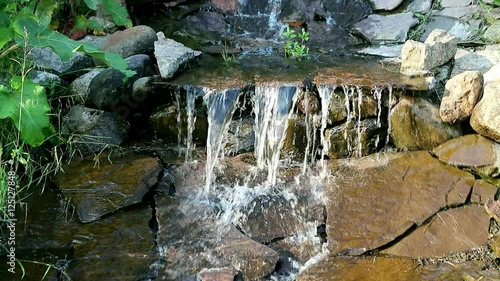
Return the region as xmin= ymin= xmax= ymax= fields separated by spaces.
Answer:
xmin=317 ymin=85 xmax=335 ymax=177
xmin=252 ymin=85 xmax=299 ymax=186
xmin=184 ymin=86 xmax=199 ymax=161
xmin=204 ymin=89 xmax=242 ymax=194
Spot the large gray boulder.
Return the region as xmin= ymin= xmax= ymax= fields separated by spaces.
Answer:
xmin=400 ymin=29 xmax=457 ymax=76
xmin=440 ymin=71 xmax=483 ymax=124
xmin=470 ymin=81 xmax=500 ymax=142
xmin=353 ymin=12 xmax=418 ymax=43
xmin=154 ymin=32 xmax=201 ymax=79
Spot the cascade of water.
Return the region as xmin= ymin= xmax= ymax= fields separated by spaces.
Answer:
xmin=341 ymin=85 xmax=353 ymax=154
xmin=372 ymin=86 xmax=384 ymax=151
xmin=204 ymin=89 xmax=242 ymax=194
xmin=184 ymin=86 xmax=199 ymax=161
xmin=302 ymin=92 xmax=313 ymax=174
xmin=386 ymin=86 xmax=393 ymax=148
xmin=268 ymin=0 xmax=283 ymax=32
xmin=253 ymin=85 xmax=298 ymax=186
xmin=174 ymin=87 xmax=183 ymax=156
xmin=356 ymin=86 xmax=363 ymax=157
xmin=317 ymin=85 xmax=335 ymax=177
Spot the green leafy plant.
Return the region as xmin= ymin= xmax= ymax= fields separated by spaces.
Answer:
xmin=283 ymin=26 xmax=310 ymax=60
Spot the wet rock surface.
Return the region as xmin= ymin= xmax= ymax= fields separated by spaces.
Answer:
xmin=432 ymin=134 xmax=498 ymax=169
xmin=0 ymin=189 xmax=158 ymax=281
xmin=53 ymin=151 xmax=161 ymax=223
xmin=325 ymin=151 xmax=475 ymax=254
xmin=155 ymin=196 xmax=279 ymax=280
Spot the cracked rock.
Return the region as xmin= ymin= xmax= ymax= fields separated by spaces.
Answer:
xmin=325 ymin=151 xmax=474 ymax=254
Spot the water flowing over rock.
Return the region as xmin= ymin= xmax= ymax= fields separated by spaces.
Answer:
xmin=400 ymin=29 xmax=458 ymax=76
xmin=154 ymin=196 xmax=279 ymax=280
xmin=433 ymin=134 xmax=500 ymax=178
xmin=353 ymin=13 xmax=418 ymax=44
xmin=154 ymin=32 xmax=201 ymax=79
xmin=471 ymin=81 xmax=500 ymax=142
xmin=390 ymin=96 xmax=461 ymax=150
xmin=53 ymin=152 xmax=161 ymax=223
xmin=440 ymin=71 xmax=483 ymax=124
xmin=61 ymin=105 xmax=129 ymax=155
xmin=100 ymin=25 xmax=157 ymax=59
xmin=325 ymin=151 xmax=475 ymax=254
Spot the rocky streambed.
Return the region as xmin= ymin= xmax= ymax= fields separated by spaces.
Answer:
xmin=2 ymin=0 xmax=500 ymax=280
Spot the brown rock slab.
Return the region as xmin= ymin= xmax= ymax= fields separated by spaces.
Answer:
xmin=420 ymin=261 xmax=500 ymax=281
xmin=471 ymin=180 xmax=498 ymax=204
xmin=382 ymin=206 xmax=490 ymax=257
xmin=440 ymin=71 xmax=483 ymax=124
xmin=53 ymin=152 xmax=161 ymax=223
xmin=433 ymin=134 xmax=496 ymax=167
xmin=432 ymin=134 xmax=500 ymax=177
xmin=297 ymin=256 xmax=419 ymax=281
xmin=390 ymin=96 xmax=461 ymax=150
xmin=64 ymin=207 xmax=158 ymax=281
xmin=485 ymin=199 xmax=500 ymax=222
xmin=326 ymin=151 xmax=475 ymax=254
xmin=297 ymin=256 xmax=500 ymax=281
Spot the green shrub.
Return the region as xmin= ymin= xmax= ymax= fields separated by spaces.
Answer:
xmin=283 ymin=25 xmax=310 ymax=60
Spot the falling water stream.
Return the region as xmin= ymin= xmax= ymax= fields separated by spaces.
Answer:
xmin=171 ymin=81 xmax=394 ymax=280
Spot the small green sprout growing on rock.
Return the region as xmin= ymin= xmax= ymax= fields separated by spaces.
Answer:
xmin=283 ymin=26 xmax=310 ymax=60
